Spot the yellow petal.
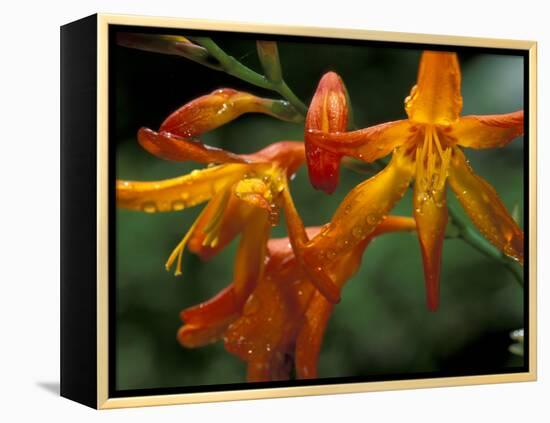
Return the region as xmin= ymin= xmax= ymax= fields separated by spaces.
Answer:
xmin=405 ymin=51 xmax=463 ymax=125
xmin=234 ymin=178 xmax=273 ymax=210
xmin=116 ymin=164 xmax=247 ymax=213
xmin=448 ymin=148 xmax=524 ymax=263
xmin=450 ymin=111 xmax=524 ymax=149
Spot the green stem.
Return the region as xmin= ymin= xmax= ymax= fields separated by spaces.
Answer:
xmin=447 ymin=203 xmax=523 ymax=286
xmin=190 ymin=37 xmax=308 ymax=117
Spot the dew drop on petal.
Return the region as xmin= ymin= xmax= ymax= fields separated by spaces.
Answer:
xmin=366 ymin=215 xmax=378 ymax=225
xmin=172 ymin=200 xmax=186 ymax=211
xmin=142 ymin=202 xmax=157 ymax=213
xmin=352 ymin=225 xmax=365 ymax=239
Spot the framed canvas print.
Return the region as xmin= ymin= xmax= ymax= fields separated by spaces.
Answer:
xmin=60 ymin=13 xmax=537 ymax=409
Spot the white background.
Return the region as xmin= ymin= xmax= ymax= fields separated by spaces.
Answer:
xmin=1 ymin=0 xmax=547 ymax=421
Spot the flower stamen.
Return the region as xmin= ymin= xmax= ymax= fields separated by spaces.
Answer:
xmin=166 ymin=217 xmax=201 ymax=276
xmin=202 ymin=188 xmax=232 ymax=247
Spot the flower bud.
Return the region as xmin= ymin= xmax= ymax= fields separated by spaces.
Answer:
xmin=256 ymin=41 xmax=283 ymax=83
xmin=116 ymin=33 xmax=221 ymax=70
xmin=305 ymin=72 xmax=349 ymax=194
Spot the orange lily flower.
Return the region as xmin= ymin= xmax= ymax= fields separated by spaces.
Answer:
xmin=300 ymin=51 xmax=524 ymax=311
xmin=178 ymin=216 xmax=416 ymax=381
xmin=117 ymin=127 xmax=304 ymax=307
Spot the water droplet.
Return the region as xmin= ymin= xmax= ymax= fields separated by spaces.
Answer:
xmin=142 ymin=202 xmax=157 ymax=213
xmin=352 ymin=225 xmax=365 ymax=239
xmin=366 ymin=215 xmax=378 ymax=225
xmin=172 ymin=200 xmax=185 ymax=211
xmin=344 ymin=205 xmax=352 ymax=214
xmin=326 ymin=249 xmax=336 ymax=260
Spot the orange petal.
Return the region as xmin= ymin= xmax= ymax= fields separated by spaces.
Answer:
xmin=160 ymin=88 xmax=300 ymax=138
xmin=295 ymin=216 xmax=416 ymax=379
xmin=413 ymin=171 xmax=448 ymax=312
xmin=245 ymin=141 xmax=306 ymax=175
xmin=301 ymin=149 xmax=415 ymax=292
xmin=405 ymin=51 xmax=463 ymax=125
xmin=306 ymin=119 xmax=412 ymax=163
xmin=178 ymin=285 xmax=239 ymax=348
xmin=232 ymin=209 xmax=272 ymax=306
xmin=137 ymin=127 xmax=249 ymax=164
xmin=295 ymin=291 xmax=334 ymax=379
xmin=305 ymin=72 xmax=349 ymax=193
xmin=448 ymin=148 xmax=524 ymax=263
xmin=224 ymin=267 xmax=312 ymax=382
xmin=279 ymin=178 xmax=341 ymax=303
xmin=450 ymin=111 xmax=524 ymax=149
xmin=116 ymin=163 xmax=246 ymax=212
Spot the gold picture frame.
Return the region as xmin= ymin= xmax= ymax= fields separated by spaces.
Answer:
xmin=60 ymin=13 xmax=537 ymax=409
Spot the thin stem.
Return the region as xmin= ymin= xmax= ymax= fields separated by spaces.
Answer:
xmin=190 ymin=37 xmax=308 ymax=117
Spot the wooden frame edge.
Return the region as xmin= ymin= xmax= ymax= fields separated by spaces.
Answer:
xmin=95 ymin=13 xmax=538 ymax=409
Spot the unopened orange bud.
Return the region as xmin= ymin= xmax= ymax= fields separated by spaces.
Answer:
xmin=305 ymin=72 xmax=349 ymax=194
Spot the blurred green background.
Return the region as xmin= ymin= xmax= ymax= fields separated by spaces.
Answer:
xmin=114 ymin=31 xmax=525 ymax=391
